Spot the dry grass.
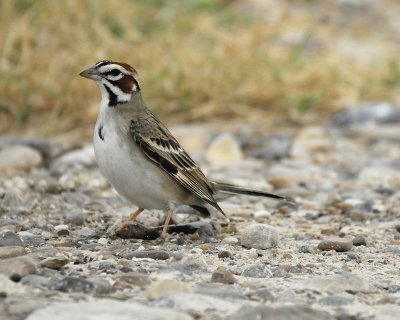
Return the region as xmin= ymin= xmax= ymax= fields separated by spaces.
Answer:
xmin=1 ymin=0 xmax=399 ymax=135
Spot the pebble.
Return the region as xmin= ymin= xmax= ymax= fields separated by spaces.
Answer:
xmin=26 ymin=300 xmax=192 ymax=320
xmin=242 ymin=262 xmax=273 ymax=278
xmin=64 ymin=209 xmax=88 ymax=225
xmin=318 ymin=237 xmax=353 ymax=252
xmin=222 ymin=236 xmax=239 ymax=245
xmin=330 ymin=102 xmax=400 ymax=129
xmin=211 ymin=266 xmax=237 ymax=284
xmin=218 ymin=250 xmax=232 ymax=258
xmin=0 ymin=256 xmax=38 ymax=278
xmin=352 ymin=235 xmax=367 ymax=246
xmin=240 ymin=224 xmax=278 ymax=249
xmin=0 ymin=231 xmax=23 ymax=247
xmin=0 ymin=145 xmax=42 ymax=174
xmin=204 ymin=133 xmax=243 ymax=164
xmin=112 ymin=272 xmax=151 ymax=290
xmin=0 ymin=246 xmax=27 ymax=259
xmin=20 ymin=274 xmax=50 ymax=289
xmin=152 ymin=292 xmax=245 ymax=315
xmin=54 ymin=224 xmax=70 ymax=236
xmin=126 ymin=250 xmax=170 ymax=260
xmin=50 ymin=145 xmax=95 ymax=174
xmin=146 ymin=280 xmax=192 ymax=300
xmin=86 ymin=277 xmax=112 ymax=294
xmin=0 ymin=274 xmax=27 ymax=295
xmin=180 ymin=254 xmax=208 ymax=271
xmin=49 ymin=276 xmax=95 ymax=293
xmin=231 ymin=305 xmax=333 ymax=320
xmin=294 ymin=273 xmax=371 ymax=293
xmin=40 ymin=255 xmax=69 ymax=269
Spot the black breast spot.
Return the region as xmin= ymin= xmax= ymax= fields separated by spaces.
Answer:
xmin=98 ymin=125 xmax=104 ymax=141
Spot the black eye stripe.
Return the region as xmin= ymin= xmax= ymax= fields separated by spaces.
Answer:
xmin=102 ymin=70 xmax=124 ymax=77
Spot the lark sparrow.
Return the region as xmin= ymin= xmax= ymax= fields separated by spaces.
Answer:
xmin=80 ymin=60 xmax=294 ymax=237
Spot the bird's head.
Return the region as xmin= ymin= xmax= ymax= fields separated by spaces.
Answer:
xmin=80 ymin=60 xmax=140 ymax=107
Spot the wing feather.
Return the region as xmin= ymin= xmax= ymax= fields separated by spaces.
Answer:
xmin=130 ymin=114 xmax=224 ymax=214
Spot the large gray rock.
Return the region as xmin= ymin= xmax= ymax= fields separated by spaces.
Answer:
xmin=26 ymin=300 xmax=192 ymax=320
xmin=0 ymin=145 xmax=42 ymax=174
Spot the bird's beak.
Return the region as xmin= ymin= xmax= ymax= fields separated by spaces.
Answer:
xmin=79 ymin=66 xmax=101 ymax=80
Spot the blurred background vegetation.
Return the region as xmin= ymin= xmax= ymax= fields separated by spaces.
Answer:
xmin=1 ymin=0 xmax=399 ymax=136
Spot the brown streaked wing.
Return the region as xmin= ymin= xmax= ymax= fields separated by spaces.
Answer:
xmin=129 ymin=112 xmax=224 ymax=215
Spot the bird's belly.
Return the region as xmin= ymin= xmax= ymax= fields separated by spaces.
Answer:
xmin=93 ymin=125 xmax=188 ymax=210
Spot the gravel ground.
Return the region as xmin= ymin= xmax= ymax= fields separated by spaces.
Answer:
xmin=1 ymin=103 xmax=400 ymax=320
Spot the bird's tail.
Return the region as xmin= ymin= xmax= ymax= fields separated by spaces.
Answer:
xmin=212 ymin=181 xmax=296 ymax=205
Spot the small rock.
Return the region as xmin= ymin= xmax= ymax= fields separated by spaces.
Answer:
xmin=291 ymin=126 xmax=332 ymax=161
xmin=50 ymin=276 xmax=94 ymax=293
xmin=204 ymin=133 xmax=243 ymax=164
xmin=50 ymin=145 xmax=95 ymax=174
xmin=0 ymin=145 xmax=42 ymax=174
xmin=54 ymin=225 xmax=69 ymax=236
xmin=231 ymin=305 xmax=333 ymax=320
xmin=97 ymin=237 xmax=108 ymax=245
xmin=0 ymin=256 xmax=38 ymax=278
xmin=146 ymin=280 xmax=192 ymax=300
xmin=64 ymin=209 xmax=88 ymax=225
xmin=26 ymin=301 xmax=192 ymax=320
xmin=352 ymin=235 xmax=367 ymax=246
xmin=241 ymin=224 xmax=278 ymax=249
xmin=0 ymin=231 xmax=23 ymax=247
xmin=248 ymin=288 xmax=275 ymax=302
xmin=0 ymin=274 xmax=27 ymax=295
xmin=180 ymin=254 xmax=208 ymax=271
xmin=319 ymin=294 xmax=353 ymax=306
xmin=113 ymin=272 xmax=151 ymax=290
xmin=21 ymin=274 xmax=50 ymax=289
xmin=318 ymin=237 xmax=353 ymax=252
xmin=87 ymin=277 xmax=112 ymax=294
xmin=18 ymin=231 xmax=45 ymax=246
xmin=211 ymin=266 xmax=237 ymax=284
xmin=0 ymin=246 xmax=26 ymax=258
xmin=218 ymin=250 xmax=232 ymax=258
xmin=242 ymin=262 xmax=273 ymax=278
xmin=222 ymin=236 xmax=239 ymax=245
xmin=110 ymin=221 xmax=160 ymax=240
xmin=126 ymin=250 xmax=170 ymax=260
xmin=152 ymin=292 xmax=244 ymax=315
xmin=40 ymin=255 xmax=69 ymax=269
xmin=330 ymin=102 xmax=400 ymax=128
xmin=294 ymin=273 xmax=371 ymax=293
xmin=395 ymin=224 xmax=400 ymax=233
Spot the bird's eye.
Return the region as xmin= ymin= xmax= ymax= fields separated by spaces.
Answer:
xmin=110 ymin=69 xmax=121 ymax=76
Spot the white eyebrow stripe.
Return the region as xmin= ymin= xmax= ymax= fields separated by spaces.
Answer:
xmin=97 ymin=64 xmax=129 ymax=75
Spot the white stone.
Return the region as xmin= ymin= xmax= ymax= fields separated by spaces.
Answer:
xmin=0 ymin=145 xmax=42 ymax=174
xmin=27 ymin=300 xmax=192 ymax=320
xmin=222 ymin=236 xmax=239 ymax=245
xmin=240 ymin=224 xmax=278 ymax=249
xmin=97 ymin=238 xmax=108 ymax=245
xmin=204 ymin=133 xmax=243 ymax=164
xmin=145 ymin=280 xmax=192 ymax=300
